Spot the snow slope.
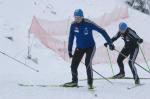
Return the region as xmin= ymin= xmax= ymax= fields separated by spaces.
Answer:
xmin=0 ymin=0 xmax=150 ymax=99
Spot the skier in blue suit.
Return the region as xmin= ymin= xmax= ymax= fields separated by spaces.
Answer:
xmin=64 ymin=9 xmax=114 ymax=89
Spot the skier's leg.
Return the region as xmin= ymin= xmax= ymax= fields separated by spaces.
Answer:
xmin=117 ymin=47 xmax=130 ymax=74
xmin=128 ymin=47 xmax=140 ymax=84
xmin=71 ymin=48 xmax=84 ymax=83
xmin=85 ymin=46 xmax=96 ymax=86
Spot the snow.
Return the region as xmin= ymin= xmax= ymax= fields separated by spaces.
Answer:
xmin=0 ymin=0 xmax=150 ymax=99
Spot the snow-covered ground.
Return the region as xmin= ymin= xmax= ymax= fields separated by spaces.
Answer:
xmin=0 ymin=0 xmax=150 ymax=99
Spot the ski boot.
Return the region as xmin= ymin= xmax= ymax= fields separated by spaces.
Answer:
xmin=135 ymin=78 xmax=140 ymax=85
xmin=113 ymin=73 xmax=125 ymax=79
xmin=63 ymin=81 xmax=78 ymax=87
xmin=88 ymin=83 xmax=94 ymax=89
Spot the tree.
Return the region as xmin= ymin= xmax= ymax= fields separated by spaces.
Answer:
xmin=126 ymin=0 xmax=150 ymax=15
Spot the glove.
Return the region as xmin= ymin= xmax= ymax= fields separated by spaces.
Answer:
xmin=109 ymin=44 xmax=115 ymax=51
xmin=138 ymin=39 xmax=143 ymax=44
xmin=104 ymin=42 xmax=108 ymax=47
xmin=68 ymin=52 xmax=73 ymax=58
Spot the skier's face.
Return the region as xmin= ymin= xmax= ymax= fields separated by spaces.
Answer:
xmin=74 ymin=16 xmax=83 ymax=23
xmin=119 ymin=29 xmax=127 ymax=34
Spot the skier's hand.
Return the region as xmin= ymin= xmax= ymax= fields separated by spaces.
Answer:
xmin=109 ymin=44 xmax=115 ymax=51
xmin=104 ymin=42 xmax=108 ymax=47
xmin=68 ymin=52 xmax=73 ymax=58
xmin=138 ymin=39 xmax=143 ymax=44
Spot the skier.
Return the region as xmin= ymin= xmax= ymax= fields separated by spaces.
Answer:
xmin=104 ymin=22 xmax=143 ymax=84
xmin=64 ymin=9 xmax=114 ymax=89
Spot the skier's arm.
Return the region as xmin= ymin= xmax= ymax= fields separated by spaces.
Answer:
xmin=104 ymin=32 xmax=120 ymax=47
xmin=91 ymin=22 xmax=115 ymax=50
xmin=128 ymin=29 xmax=143 ymax=43
xmin=91 ymin=22 xmax=112 ymax=45
xmin=111 ymin=32 xmax=121 ymax=42
xmin=68 ymin=24 xmax=74 ymax=53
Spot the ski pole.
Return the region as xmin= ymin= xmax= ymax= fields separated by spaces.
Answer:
xmin=80 ymin=61 xmax=113 ymax=84
xmin=139 ymin=44 xmax=150 ymax=71
xmin=0 ymin=50 xmax=39 ymax=72
xmin=106 ymin=47 xmax=114 ymax=76
xmin=114 ymin=49 xmax=150 ymax=74
xmin=92 ymin=68 xmax=113 ymax=84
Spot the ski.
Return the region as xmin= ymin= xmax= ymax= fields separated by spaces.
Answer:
xmin=18 ymin=83 xmax=96 ymax=91
xmin=127 ymin=83 xmax=144 ymax=90
xmin=79 ymin=77 xmax=150 ymax=81
xmin=18 ymin=83 xmax=84 ymax=88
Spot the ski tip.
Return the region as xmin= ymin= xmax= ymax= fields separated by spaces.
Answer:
xmin=127 ymin=83 xmax=144 ymax=90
